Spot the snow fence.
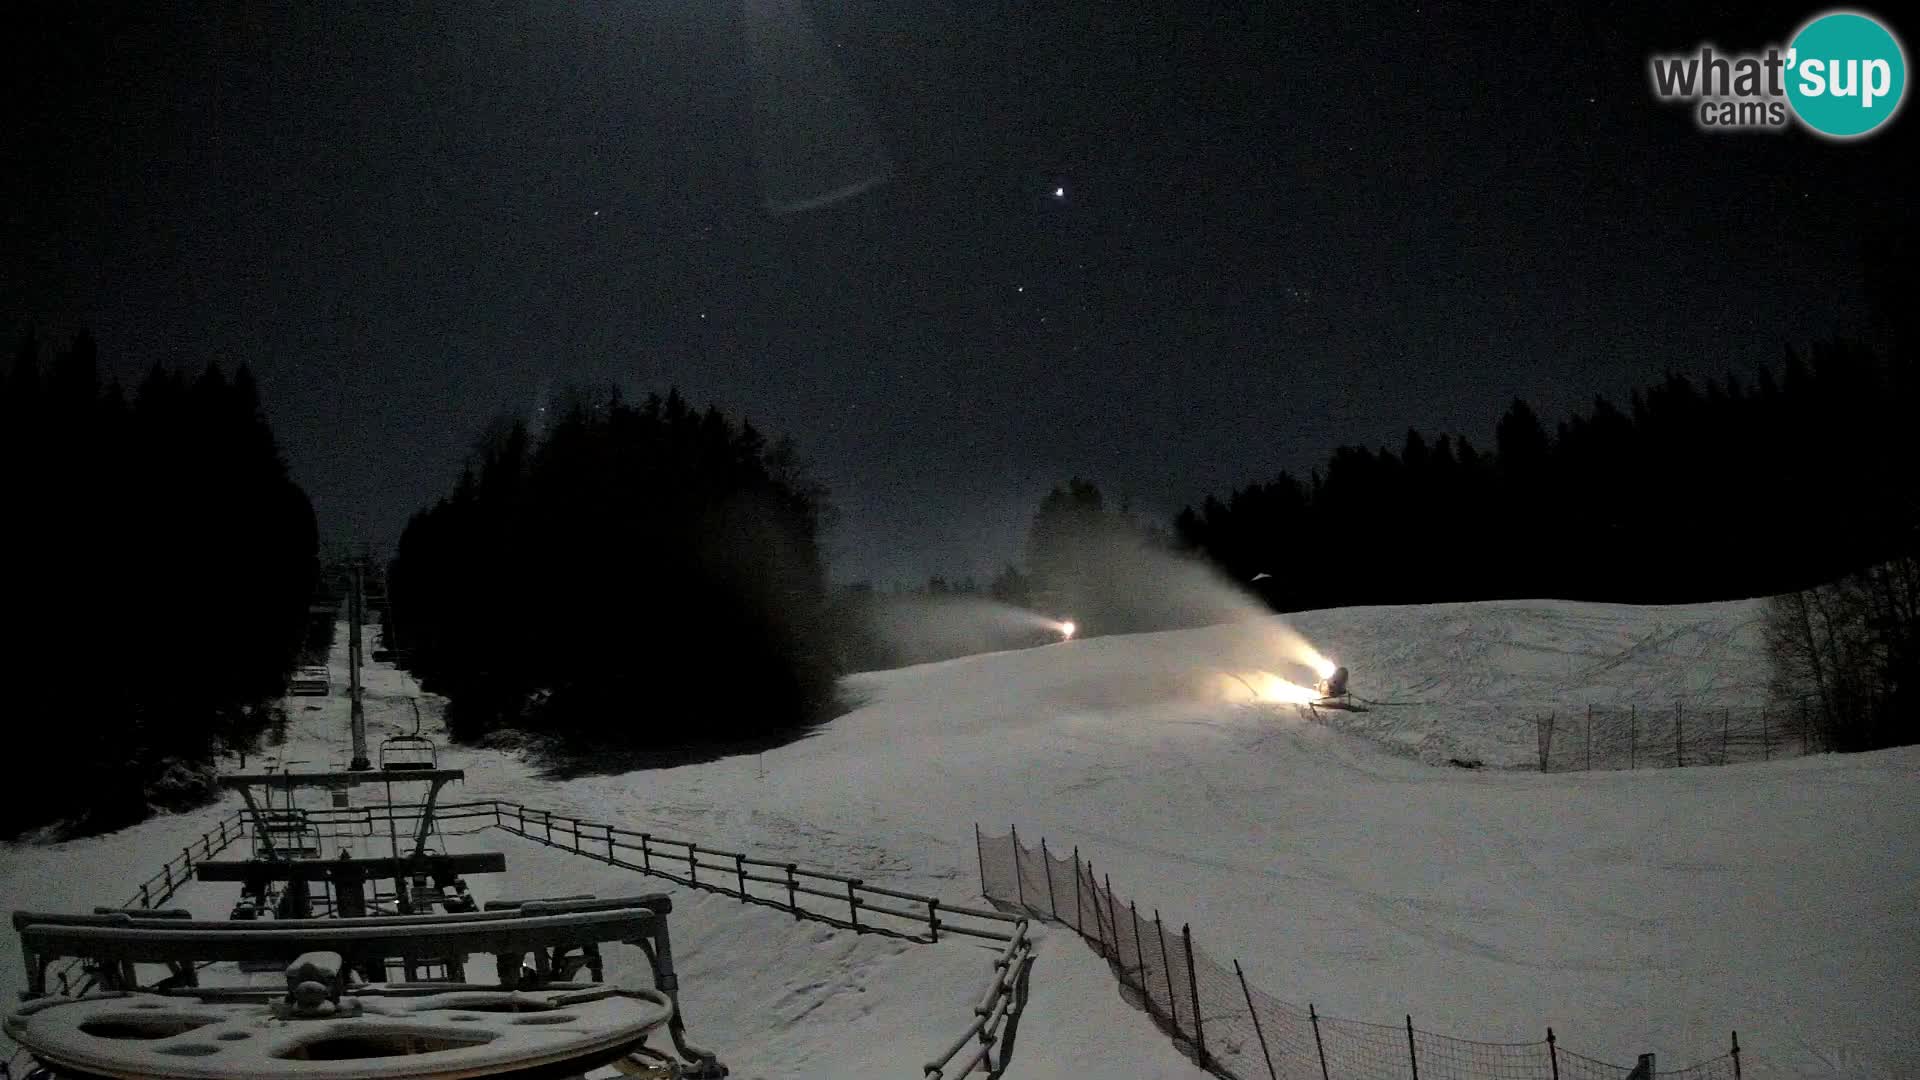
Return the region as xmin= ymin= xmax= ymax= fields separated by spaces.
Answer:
xmin=1535 ymin=701 xmax=1818 ymax=773
xmin=976 ymin=826 xmax=1744 ymax=1080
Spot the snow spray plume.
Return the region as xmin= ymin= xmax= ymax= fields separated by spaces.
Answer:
xmin=859 ymin=595 xmax=1071 ymax=668
xmin=1035 ymin=531 xmax=1339 ymax=702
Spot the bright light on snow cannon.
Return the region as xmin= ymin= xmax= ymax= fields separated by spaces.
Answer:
xmin=1057 ymin=619 xmax=1077 ymax=641
xmin=1317 ymin=665 xmax=1349 ymax=699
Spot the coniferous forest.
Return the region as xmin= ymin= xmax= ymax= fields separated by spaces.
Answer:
xmin=387 ymin=388 xmax=837 ymax=760
xmin=2 ymin=333 xmax=317 ymax=838
xmin=1174 ymin=343 xmax=1916 ymax=611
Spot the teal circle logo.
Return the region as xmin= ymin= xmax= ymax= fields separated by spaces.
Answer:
xmin=1786 ymin=11 xmax=1907 ymax=137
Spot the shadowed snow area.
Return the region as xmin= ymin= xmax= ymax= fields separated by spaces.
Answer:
xmin=3 ymin=598 xmax=1915 ymax=1079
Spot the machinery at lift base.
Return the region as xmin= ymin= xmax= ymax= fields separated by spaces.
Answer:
xmin=8 ymin=897 xmax=728 ymax=1080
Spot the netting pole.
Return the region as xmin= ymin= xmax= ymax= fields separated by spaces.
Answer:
xmin=1085 ymin=862 xmax=1103 ymax=954
xmin=1730 ymin=1031 xmax=1741 ymax=1079
xmin=1072 ymin=846 xmax=1084 ymax=936
xmin=1156 ymin=911 xmax=1177 ymax=1027
xmin=1183 ymin=924 xmax=1207 ymax=1067
xmin=1310 ymin=1003 xmax=1330 ymax=1080
xmin=974 ymin=824 xmax=986 ymax=896
xmin=1042 ymin=839 xmax=1059 ymax=919
xmin=1129 ymin=902 xmax=1147 ymax=1000
xmin=1406 ymin=1016 xmax=1419 ymax=1080
xmin=1235 ymin=960 xmax=1278 ymax=1080
xmin=1104 ymin=876 xmax=1122 ymax=975
xmin=1010 ymin=825 xmax=1024 ymax=909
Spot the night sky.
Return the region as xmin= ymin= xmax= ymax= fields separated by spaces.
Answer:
xmin=5 ymin=2 xmax=1911 ymax=584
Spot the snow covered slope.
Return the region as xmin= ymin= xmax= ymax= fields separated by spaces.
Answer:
xmin=4 ymin=598 xmax=1916 ymax=1079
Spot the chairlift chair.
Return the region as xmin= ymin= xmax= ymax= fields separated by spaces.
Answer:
xmin=379 ymin=702 xmax=438 ymax=771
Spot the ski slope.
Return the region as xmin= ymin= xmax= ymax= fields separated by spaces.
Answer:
xmin=4 ymin=598 xmax=1917 ymax=1079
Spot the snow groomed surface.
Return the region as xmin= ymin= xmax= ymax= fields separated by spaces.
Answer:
xmin=4 ymin=598 xmax=1916 ymax=1078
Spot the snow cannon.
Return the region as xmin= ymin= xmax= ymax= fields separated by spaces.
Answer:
xmin=1317 ymin=666 xmax=1349 ymax=699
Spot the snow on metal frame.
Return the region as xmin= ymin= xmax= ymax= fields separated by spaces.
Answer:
xmin=12 ymin=801 xmax=1039 ymax=1079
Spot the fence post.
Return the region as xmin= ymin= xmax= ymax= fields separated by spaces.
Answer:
xmin=1630 ymin=705 xmax=1637 ymax=769
xmin=786 ymin=864 xmax=799 ymax=918
xmin=1042 ymin=839 xmax=1059 ymax=918
xmin=1183 ymin=924 xmax=1207 ymax=1067
xmin=1675 ymin=701 xmax=1684 ymax=767
xmin=1406 ymin=1015 xmax=1420 ymax=1080
xmin=1548 ymin=1028 xmax=1559 ymax=1080
xmin=846 ymin=880 xmax=860 ymax=929
xmin=1310 ymin=1003 xmax=1330 ymax=1080
xmin=1762 ymin=708 xmax=1770 ymax=760
xmin=182 ymin=846 xmax=194 ymax=873
xmin=1104 ymin=877 xmax=1122 ymax=978
xmin=1538 ymin=711 xmax=1553 ymax=771
xmin=1072 ymin=846 xmax=1084 ymax=936
xmin=1628 ymin=1053 xmax=1655 ymax=1080
xmin=1730 ymin=1031 xmax=1741 ymax=1080
xmin=975 ymin=824 xmax=986 ymax=897
xmin=1234 ymin=960 xmax=1278 ymax=1080
xmin=140 ymin=883 xmax=150 ymax=909
xmin=518 ymin=804 xmax=526 ymax=834
xmin=1722 ymin=709 xmax=1730 ymax=765
xmin=1009 ymin=825 xmax=1024 ymax=909
xmin=928 ymin=898 xmax=940 ymax=942
xmin=606 ymin=824 xmax=615 ymax=864
xmin=1156 ymin=911 xmax=1178 ymax=1026
xmin=640 ymin=834 xmax=652 ymax=873
xmin=543 ymin=811 xmax=552 ymax=845
xmin=1129 ymin=901 xmax=1147 ymax=998
xmin=687 ymin=842 xmax=698 ymax=885
xmin=1586 ymin=705 xmax=1592 ymax=770
xmin=1084 ymin=863 xmax=1103 ymax=954
xmin=735 ymin=853 xmax=747 ymax=899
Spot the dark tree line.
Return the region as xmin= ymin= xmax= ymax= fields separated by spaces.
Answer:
xmin=2 ymin=332 xmax=317 ymax=838
xmin=388 ymin=388 xmax=837 ymax=756
xmin=1177 ymin=342 xmax=1917 ymax=611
